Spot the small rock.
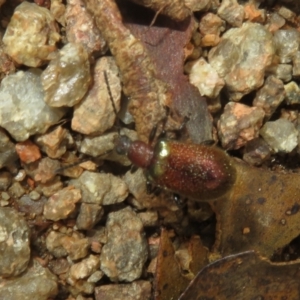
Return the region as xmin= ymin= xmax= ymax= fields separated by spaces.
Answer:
xmin=266 ymin=12 xmax=285 ymax=33
xmin=14 ymin=169 xmax=27 ymax=182
xmin=187 ymin=57 xmax=225 ymax=98
xmin=1 ymin=192 xmax=10 ymax=201
xmin=209 ymin=23 xmax=275 ymax=101
xmin=44 ymin=186 xmax=81 ymax=221
xmin=86 ymin=226 xmax=107 ymax=253
xmin=46 ymin=230 xmax=89 ymax=260
xmin=60 ymin=232 xmax=89 ymax=260
xmin=267 ymin=63 xmax=292 ymax=83
xmin=243 ymin=138 xmax=271 ymax=166
xmin=65 ymin=0 xmax=106 ymax=55
xmin=260 ymin=118 xmax=298 ymax=153
xmin=29 ymin=190 xmax=41 ymax=200
xmin=199 ymin=13 xmax=224 ymax=36
xmin=277 ymin=6 xmax=296 ymax=22
xmin=29 ymin=157 xmax=60 ymax=184
xmin=0 ymin=129 xmax=18 ymax=169
xmin=68 ymin=254 xmax=100 ymax=282
xmin=0 ymin=69 xmax=66 ymax=141
xmin=8 ymin=181 xmax=26 ymax=198
xmin=41 ymin=43 xmax=91 ymax=107
xmin=0 ymin=259 xmax=58 ymax=300
xmin=3 ymin=2 xmax=60 ymax=67
xmin=15 ymin=140 xmax=41 ymax=164
xmin=284 ymin=81 xmax=300 ymax=105
xmin=184 ymin=0 xmax=211 ymax=12
xmin=87 ymin=270 xmax=103 ymax=283
xmin=35 ymin=126 xmax=68 ymax=158
xmin=16 ymin=194 xmax=46 ymax=216
xmin=69 ymin=171 xmax=128 ymax=205
xmin=46 ymin=231 xmax=68 ymax=258
xmin=243 ymin=3 xmax=265 ymax=23
xmin=0 ymin=172 xmax=12 ymax=191
xmin=273 ymin=29 xmax=300 ymax=64
xmin=37 ymin=176 xmax=64 ymax=197
xmin=253 ymin=75 xmax=285 ymax=118
xmin=124 ymin=168 xmax=176 ymax=210
xmin=218 ymin=102 xmax=265 ymax=149
xmin=199 ymin=13 xmax=224 ymax=47
xmin=50 ymin=0 xmax=66 ymax=26
xmin=137 ymin=211 xmax=158 ymax=227
xmin=0 ymin=207 xmax=30 ymax=277
xmin=48 ymin=257 xmax=70 ymax=276
xmin=95 ymin=280 xmax=151 ymax=300
xmin=292 ymin=51 xmax=300 ymax=77
xmin=217 ymin=0 xmax=244 ymax=27
xmin=76 ymin=203 xmax=104 ymax=230
xmin=100 ymin=207 xmax=148 ymax=282
xmin=72 ymin=57 xmax=121 ymax=135
xmin=80 ymin=129 xmax=137 ymax=166
xmin=0 ymin=46 xmax=15 ymax=77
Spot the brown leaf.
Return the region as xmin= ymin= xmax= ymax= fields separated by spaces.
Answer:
xmin=154 ymin=230 xmax=208 ymax=300
xmin=179 ymin=250 xmax=300 ymax=300
xmin=212 ymin=159 xmax=300 ymax=258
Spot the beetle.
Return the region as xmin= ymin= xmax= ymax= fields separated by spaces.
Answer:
xmin=104 ymin=71 xmax=237 ymax=201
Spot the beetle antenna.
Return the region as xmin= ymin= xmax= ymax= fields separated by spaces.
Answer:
xmin=103 ymin=71 xmax=120 ymax=135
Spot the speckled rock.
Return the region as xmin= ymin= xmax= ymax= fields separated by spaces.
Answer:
xmin=50 ymin=0 xmax=66 ymax=26
xmin=3 ymin=2 xmax=60 ymax=67
xmin=243 ymin=138 xmax=271 ymax=166
xmin=0 ymin=259 xmax=58 ymax=300
xmin=292 ymin=51 xmax=300 ymax=77
xmin=217 ymin=0 xmax=244 ymax=27
xmin=273 ymin=29 xmax=300 ymax=64
xmin=199 ymin=13 xmax=224 ymax=47
xmin=95 ymin=280 xmax=151 ymax=300
xmin=187 ymin=57 xmax=225 ymax=98
xmin=68 ymin=254 xmax=100 ymax=283
xmin=209 ymin=23 xmax=275 ymax=101
xmin=260 ymin=118 xmax=298 ymax=153
xmin=65 ymin=0 xmax=106 ymax=55
xmin=15 ymin=140 xmax=41 ymax=164
xmin=184 ymin=0 xmax=211 ymax=12
xmin=0 ymin=69 xmax=66 ymax=141
xmin=0 ymin=207 xmax=30 ymax=277
xmin=253 ymin=75 xmax=285 ymax=118
xmin=0 ymin=172 xmax=12 ymax=191
xmin=46 ymin=231 xmax=68 ymax=258
xmin=284 ymin=81 xmax=300 ymax=105
xmin=76 ymin=203 xmax=104 ymax=230
xmin=218 ymin=102 xmax=265 ymax=150
xmin=100 ymin=207 xmax=148 ymax=282
xmin=26 ymin=157 xmax=61 ymax=184
xmin=8 ymin=182 xmax=25 ymax=199
xmin=41 ymin=43 xmax=91 ymax=107
xmin=61 ymin=232 xmax=89 ymax=261
xmin=46 ymin=231 xmax=89 ymax=260
xmin=267 ymin=63 xmax=292 ymax=83
xmin=72 ymin=57 xmax=121 ymax=135
xmin=0 ymin=129 xmax=18 ymax=169
xmin=80 ymin=129 xmax=137 ymax=166
xmin=35 ymin=126 xmax=68 ymax=158
xmin=124 ymin=168 xmax=176 ymax=210
xmin=266 ymin=12 xmax=285 ymax=33
xmin=43 ymin=186 xmax=81 ymax=221
xmin=69 ymin=171 xmax=128 ymax=205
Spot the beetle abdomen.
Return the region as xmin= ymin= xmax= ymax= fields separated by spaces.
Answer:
xmin=147 ymin=139 xmax=237 ymax=201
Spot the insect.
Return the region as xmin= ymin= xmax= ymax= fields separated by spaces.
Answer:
xmin=104 ymin=71 xmax=237 ymax=201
